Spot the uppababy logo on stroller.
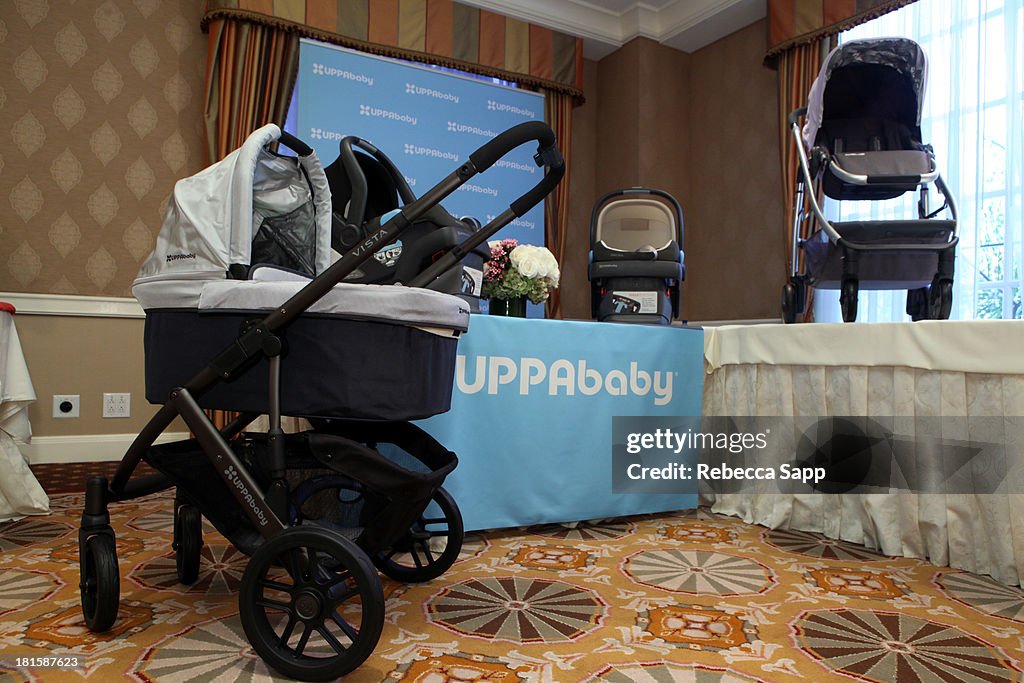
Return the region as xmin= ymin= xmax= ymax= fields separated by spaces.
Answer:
xmin=224 ymin=465 xmax=269 ymax=527
xmin=311 ymin=62 xmax=374 ymax=86
xmin=456 ymin=356 xmax=674 ymax=405
xmin=165 ymin=252 xmax=196 ymax=263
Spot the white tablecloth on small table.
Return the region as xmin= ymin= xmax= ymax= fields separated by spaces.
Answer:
xmin=702 ymin=320 xmax=1024 ymax=585
xmin=0 ymin=311 xmax=49 ymax=522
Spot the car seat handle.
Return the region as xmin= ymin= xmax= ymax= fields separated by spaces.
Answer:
xmin=277 ymin=131 xmax=314 ymax=156
xmin=339 ymin=136 xmax=417 ymax=225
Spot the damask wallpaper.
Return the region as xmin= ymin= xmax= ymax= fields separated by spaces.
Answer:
xmin=1 ymin=0 xmax=206 ymax=296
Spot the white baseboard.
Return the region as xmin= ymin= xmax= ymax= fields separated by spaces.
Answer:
xmin=0 ymin=292 xmax=143 ymax=318
xmin=22 ymin=432 xmax=191 ymax=464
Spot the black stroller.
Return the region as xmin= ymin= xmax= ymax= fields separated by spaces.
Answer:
xmin=324 ymin=136 xmax=491 ymax=310
xmin=783 ymin=37 xmax=958 ymax=323
xmin=588 ymin=188 xmax=685 ymax=325
xmin=77 ymin=122 xmax=563 ymax=681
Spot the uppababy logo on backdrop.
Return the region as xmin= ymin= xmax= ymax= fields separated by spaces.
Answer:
xmin=359 ymin=104 xmax=417 ymax=125
xmin=487 ymin=215 xmax=536 ymax=230
xmin=487 ymin=99 xmax=536 ymax=118
xmin=406 ymin=82 xmax=460 ymax=103
xmin=309 ymin=127 xmax=344 ymax=142
xmin=456 ymin=356 xmax=674 ymax=405
xmin=404 ymin=143 xmax=459 ymax=161
xmin=311 ymin=62 xmax=374 ymax=86
xmin=447 ymin=120 xmax=498 ymax=138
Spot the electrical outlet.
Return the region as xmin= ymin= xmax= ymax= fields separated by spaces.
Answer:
xmin=53 ymin=394 xmax=80 ymax=418
xmin=102 ymin=392 xmax=131 ymax=418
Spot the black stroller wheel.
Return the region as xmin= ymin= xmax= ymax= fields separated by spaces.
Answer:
xmin=239 ymin=526 xmax=384 ymax=681
xmin=174 ymin=503 xmax=203 ymax=585
xmin=373 ymin=487 xmax=464 ymax=583
xmin=80 ymin=533 xmax=119 ymax=632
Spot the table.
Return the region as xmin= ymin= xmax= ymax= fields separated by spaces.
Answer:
xmin=420 ymin=316 xmax=704 ymax=530
xmin=0 ymin=309 xmax=49 ymax=522
xmin=702 ymin=320 xmax=1024 ymax=585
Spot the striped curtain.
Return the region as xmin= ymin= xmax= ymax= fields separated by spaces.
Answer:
xmin=544 ymin=91 xmax=574 ymax=320
xmin=202 ymin=0 xmax=584 ymax=101
xmin=203 ymin=18 xmax=300 ymax=164
xmin=766 ymin=0 xmax=918 ymax=59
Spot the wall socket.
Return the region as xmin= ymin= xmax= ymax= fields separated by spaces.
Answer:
xmin=102 ymin=392 xmax=131 ymax=418
xmin=53 ymin=394 xmax=80 ymax=418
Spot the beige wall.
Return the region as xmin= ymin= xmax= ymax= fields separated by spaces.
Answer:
xmin=685 ymin=20 xmax=785 ymax=321
xmin=562 ymin=21 xmax=784 ymax=322
xmin=15 ymin=315 xmax=178 ymax=437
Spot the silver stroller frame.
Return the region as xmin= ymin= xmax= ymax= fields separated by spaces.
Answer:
xmin=783 ymin=38 xmax=959 ymax=323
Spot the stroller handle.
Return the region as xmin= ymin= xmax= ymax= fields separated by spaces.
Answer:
xmin=465 ymin=121 xmax=564 ymax=218
xmin=788 ymin=107 xmax=807 ymax=127
xmin=407 ymin=123 xmax=565 ymax=289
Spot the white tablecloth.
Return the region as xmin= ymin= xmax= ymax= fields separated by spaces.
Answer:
xmin=0 ymin=311 xmax=49 ymax=522
xmin=703 ymin=320 xmax=1024 ymax=585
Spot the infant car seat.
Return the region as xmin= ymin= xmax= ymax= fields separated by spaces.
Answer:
xmin=589 ymin=187 xmax=685 ymax=325
xmin=324 ymin=136 xmax=489 ymax=309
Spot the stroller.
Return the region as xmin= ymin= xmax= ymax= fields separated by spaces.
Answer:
xmin=783 ymin=37 xmax=958 ymax=323
xmin=77 ymin=122 xmax=564 ymax=681
xmin=324 ymin=136 xmax=491 ymax=310
xmin=588 ymin=188 xmax=684 ymax=325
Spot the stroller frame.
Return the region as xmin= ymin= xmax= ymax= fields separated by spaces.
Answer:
xmin=784 ymin=39 xmax=960 ymax=324
xmin=78 ymin=123 xmax=564 ymax=681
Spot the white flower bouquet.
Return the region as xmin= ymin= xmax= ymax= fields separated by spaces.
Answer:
xmin=482 ymin=239 xmax=560 ymax=303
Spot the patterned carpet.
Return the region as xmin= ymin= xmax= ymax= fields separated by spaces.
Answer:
xmin=1 ymin=491 xmax=1023 ymax=682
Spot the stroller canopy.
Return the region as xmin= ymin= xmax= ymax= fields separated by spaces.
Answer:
xmin=135 ymin=124 xmax=333 ymax=287
xmin=803 ymin=37 xmax=928 ymax=149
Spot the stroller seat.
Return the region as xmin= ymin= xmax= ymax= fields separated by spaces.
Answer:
xmin=588 ymin=188 xmax=685 ymax=324
xmin=784 ymin=37 xmax=959 ymax=322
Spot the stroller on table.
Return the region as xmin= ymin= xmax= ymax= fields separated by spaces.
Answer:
xmin=588 ymin=188 xmax=685 ymax=325
xmin=783 ymin=37 xmax=958 ymax=323
xmin=77 ymin=122 xmax=563 ymax=681
xmin=324 ymin=136 xmax=490 ymax=310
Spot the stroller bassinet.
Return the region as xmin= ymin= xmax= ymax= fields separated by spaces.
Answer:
xmin=588 ymin=188 xmax=684 ymax=325
xmin=324 ymin=136 xmax=490 ymax=310
xmin=784 ymin=37 xmax=958 ymax=323
xmin=76 ymin=122 xmax=565 ymax=681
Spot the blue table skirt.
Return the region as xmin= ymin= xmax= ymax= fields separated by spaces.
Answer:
xmin=418 ymin=316 xmax=704 ymax=530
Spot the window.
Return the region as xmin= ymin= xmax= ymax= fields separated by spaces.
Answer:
xmin=814 ymin=0 xmax=1023 ymax=321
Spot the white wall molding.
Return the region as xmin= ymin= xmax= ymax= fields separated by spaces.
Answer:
xmin=22 ymin=432 xmax=191 ymax=464
xmin=0 ymin=292 xmax=144 ymax=319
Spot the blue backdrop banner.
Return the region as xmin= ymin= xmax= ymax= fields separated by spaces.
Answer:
xmin=294 ymin=39 xmax=546 ymax=248
xmin=419 ymin=317 xmax=704 ymax=530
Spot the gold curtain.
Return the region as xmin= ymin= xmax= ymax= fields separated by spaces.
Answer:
xmin=777 ymin=39 xmax=831 ymax=321
xmin=544 ymin=90 xmax=574 ymax=320
xmin=202 ymin=18 xmax=300 ymax=165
